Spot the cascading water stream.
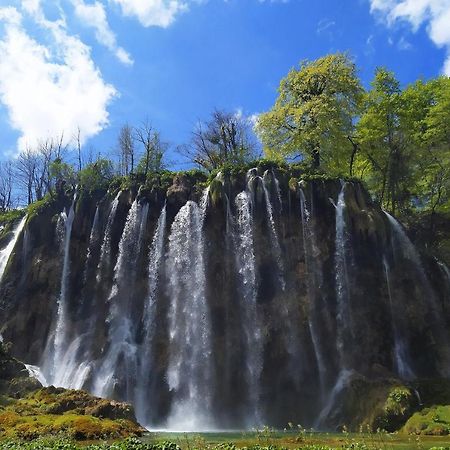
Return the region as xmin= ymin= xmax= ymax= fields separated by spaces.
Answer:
xmin=260 ymin=171 xmax=285 ymax=290
xmin=0 ymin=215 xmax=27 ymax=282
xmin=383 ymin=257 xmax=415 ymax=380
xmin=316 ymin=183 xmax=353 ymax=427
xmin=135 ymin=204 xmax=167 ymax=424
xmin=96 ymin=192 xmax=121 ymax=283
xmin=93 ymin=199 xmax=146 ymax=399
xmin=385 ymin=211 xmax=450 ymax=376
xmin=46 ymin=195 xmax=77 ymax=386
xmin=299 ymin=187 xmax=326 ymax=395
xmin=334 ymin=183 xmax=353 ymax=363
xmin=83 ymin=206 xmax=100 ymax=283
xmin=234 ymin=190 xmax=263 ymax=427
xmin=437 ymin=260 xmax=450 ymax=287
xmin=165 ymin=189 xmax=213 ymax=430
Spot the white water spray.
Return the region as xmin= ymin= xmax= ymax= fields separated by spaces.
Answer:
xmin=0 ymin=216 xmax=27 ymax=282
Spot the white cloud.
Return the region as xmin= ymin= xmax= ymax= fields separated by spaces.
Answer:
xmin=317 ymin=18 xmax=336 ymax=36
xmin=71 ymin=0 xmax=133 ymax=65
xmin=0 ymin=5 xmax=117 ymax=152
xmin=370 ymin=0 xmax=450 ymax=75
xmin=110 ymin=0 xmax=189 ymax=28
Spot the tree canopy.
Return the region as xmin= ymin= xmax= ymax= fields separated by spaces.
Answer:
xmin=257 ymin=53 xmax=363 ymax=169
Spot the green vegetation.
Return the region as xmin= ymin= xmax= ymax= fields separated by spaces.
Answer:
xmin=257 ymin=53 xmax=450 ymax=219
xmin=403 ymin=405 xmax=450 ymax=436
xmin=2 ymin=432 xmax=450 ymax=450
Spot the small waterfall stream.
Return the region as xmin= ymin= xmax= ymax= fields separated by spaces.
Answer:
xmin=383 ymin=257 xmax=415 ymax=380
xmin=0 ymin=215 xmax=27 ymax=282
xmin=83 ymin=206 xmax=100 ymax=283
xmin=334 ymin=184 xmax=353 ymax=364
xmin=165 ymin=190 xmax=213 ymax=430
xmin=234 ymin=190 xmax=262 ymax=426
xmin=299 ymin=187 xmax=326 ymax=395
xmin=135 ymin=204 xmax=167 ymax=423
xmin=96 ymin=192 xmax=121 ymax=282
xmin=317 ymin=183 xmax=353 ymax=427
xmin=48 ymin=195 xmax=77 ymax=385
xmin=385 ymin=211 xmax=450 ymax=376
xmin=260 ymin=171 xmax=285 ymax=290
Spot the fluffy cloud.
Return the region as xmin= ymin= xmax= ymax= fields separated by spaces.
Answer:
xmin=0 ymin=5 xmax=117 ymax=151
xmin=72 ymin=0 xmax=133 ymax=65
xmin=110 ymin=0 xmax=189 ymax=28
xmin=370 ymin=0 xmax=450 ymax=75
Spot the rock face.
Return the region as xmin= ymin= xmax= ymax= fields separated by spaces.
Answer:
xmin=0 ymin=164 xmax=449 ymax=431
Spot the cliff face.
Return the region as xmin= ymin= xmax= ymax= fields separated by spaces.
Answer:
xmin=0 ymin=165 xmax=449 ymax=431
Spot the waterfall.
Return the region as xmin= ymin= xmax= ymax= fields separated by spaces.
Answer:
xmin=247 ymin=170 xmax=285 ymax=290
xmin=93 ymin=199 xmax=145 ymax=399
xmin=165 ymin=190 xmax=213 ymax=431
xmin=96 ymin=192 xmax=121 ymax=282
xmin=234 ymin=190 xmax=263 ymax=426
xmin=334 ymin=183 xmax=353 ymax=364
xmin=262 ymin=173 xmax=285 ymax=290
xmin=0 ymin=215 xmax=27 ymax=282
xmin=437 ymin=260 xmax=450 ymax=287
xmin=25 ymin=364 xmax=48 ymax=386
xmin=135 ymin=204 xmax=167 ymax=424
xmin=299 ymin=188 xmax=326 ymax=394
xmin=83 ymin=206 xmax=100 ymax=282
xmin=317 ymin=184 xmax=353 ymax=428
xmin=385 ymin=211 xmax=450 ymax=376
xmin=47 ymin=195 xmax=77 ymax=385
xmin=383 ymin=257 xmax=415 ymax=380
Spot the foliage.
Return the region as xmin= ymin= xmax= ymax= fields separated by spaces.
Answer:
xmin=402 ymin=405 xmax=450 ymax=435
xmin=78 ymin=159 xmax=115 ymax=193
xmin=257 ymin=53 xmax=363 ymax=171
xmin=49 ymin=159 xmax=76 ymax=194
xmin=26 ymin=195 xmax=55 ymax=220
xmin=356 ymin=71 xmax=450 ymax=215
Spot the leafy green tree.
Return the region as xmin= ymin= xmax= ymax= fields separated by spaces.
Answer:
xmin=357 ymin=71 xmax=450 ymax=215
xmin=49 ymin=158 xmax=76 ymax=195
xmin=356 ymin=68 xmax=410 ymax=213
xmin=257 ymin=53 xmax=363 ymax=171
xmin=78 ymin=158 xmax=114 ymax=192
xmin=400 ymin=77 xmax=450 ymax=220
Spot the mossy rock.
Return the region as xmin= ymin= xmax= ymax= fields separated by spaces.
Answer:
xmin=372 ymin=386 xmax=415 ymax=432
xmin=402 ymin=405 xmax=450 ymax=435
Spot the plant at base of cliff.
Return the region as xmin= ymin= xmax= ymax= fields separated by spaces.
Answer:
xmin=385 ymin=387 xmax=412 ymax=416
xmin=254 ymin=425 xmax=275 ymax=446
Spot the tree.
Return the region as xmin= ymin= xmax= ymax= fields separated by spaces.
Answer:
xmin=15 ymin=147 xmax=38 ymax=205
xmin=356 ymin=68 xmax=410 ymax=213
xmin=182 ymin=109 xmax=258 ymax=171
xmin=78 ymin=158 xmax=114 ymax=192
xmin=257 ymin=53 xmax=363 ymax=170
xmin=49 ymin=158 xmax=76 ymax=195
xmin=0 ymin=161 xmax=13 ymax=211
xmin=118 ymin=124 xmax=135 ymax=176
xmin=134 ymin=121 xmax=166 ymax=177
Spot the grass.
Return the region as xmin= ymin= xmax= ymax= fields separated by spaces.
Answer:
xmin=143 ymin=430 xmax=450 ymax=450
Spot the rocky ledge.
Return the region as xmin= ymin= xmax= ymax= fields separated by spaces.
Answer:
xmin=0 ymin=343 xmax=146 ymax=441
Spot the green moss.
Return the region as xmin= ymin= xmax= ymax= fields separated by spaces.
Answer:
xmin=26 ymin=195 xmax=55 ymax=220
xmin=403 ymin=405 xmax=450 ymax=435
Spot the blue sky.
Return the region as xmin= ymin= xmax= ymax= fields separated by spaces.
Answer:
xmin=0 ymin=0 xmax=449 ymax=167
